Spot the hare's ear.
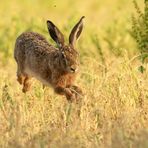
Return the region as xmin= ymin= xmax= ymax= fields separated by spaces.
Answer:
xmin=69 ymin=16 xmax=85 ymax=47
xmin=47 ymin=20 xmax=65 ymax=47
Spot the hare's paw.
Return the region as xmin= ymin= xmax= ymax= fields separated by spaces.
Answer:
xmin=63 ymin=88 xmax=75 ymax=101
xmin=54 ymin=86 xmax=74 ymax=101
xmin=64 ymin=87 xmax=83 ymax=102
xmin=71 ymin=85 xmax=83 ymax=95
xmin=71 ymin=85 xmax=84 ymax=99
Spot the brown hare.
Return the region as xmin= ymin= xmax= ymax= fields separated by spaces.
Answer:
xmin=14 ymin=16 xmax=85 ymax=101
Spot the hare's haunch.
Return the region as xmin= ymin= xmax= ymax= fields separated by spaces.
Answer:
xmin=14 ymin=16 xmax=85 ymax=101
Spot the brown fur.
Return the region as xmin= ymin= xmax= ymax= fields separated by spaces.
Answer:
xmin=14 ymin=16 xmax=84 ymax=101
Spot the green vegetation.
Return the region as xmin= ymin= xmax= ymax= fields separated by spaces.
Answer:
xmin=0 ymin=0 xmax=148 ymax=147
xmin=132 ymin=0 xmax=148 ymax=73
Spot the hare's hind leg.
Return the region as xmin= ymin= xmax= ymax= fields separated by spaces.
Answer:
xmin=17 ymin=75 xmax=25 ymax=85
xmin=16 ymin=64 xmax=25 ymax=85
xmin=22 ymin=76 xmax=32 ymax=93
xmin=16 ymin=63 xmax=32 ymax=93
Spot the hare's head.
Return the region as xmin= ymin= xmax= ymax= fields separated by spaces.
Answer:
xmin=47 ymin=16 xmax=85 ymax=73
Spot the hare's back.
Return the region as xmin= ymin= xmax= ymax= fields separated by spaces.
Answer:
xmin=15 ymin=32 xmax=55 ymax=54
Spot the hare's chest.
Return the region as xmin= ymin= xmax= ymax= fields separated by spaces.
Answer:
xmin=53 ymin=73 xmax=76 ymax=87
xmin=65 ymin=74 xmax=76 ymax=86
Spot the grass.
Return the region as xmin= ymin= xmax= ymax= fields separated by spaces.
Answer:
xmin=0 ymin=0 xmax=148 ymax=147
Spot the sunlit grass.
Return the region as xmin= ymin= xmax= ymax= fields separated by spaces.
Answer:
xmin=0 ymin=0 xmax=148 ymax=148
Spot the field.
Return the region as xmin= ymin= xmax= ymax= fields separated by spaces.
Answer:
xmin=0 ymin=0 xmax=148 ymax=147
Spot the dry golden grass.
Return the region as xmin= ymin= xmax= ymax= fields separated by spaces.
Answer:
xmin=0 ymin=0 xmax=148 ymax=148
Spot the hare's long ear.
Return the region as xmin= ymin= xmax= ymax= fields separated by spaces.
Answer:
xmin=69 ymin=16 xmax=85 ymax=47
xmin=47 ymin=20 xmax=65 ymax=47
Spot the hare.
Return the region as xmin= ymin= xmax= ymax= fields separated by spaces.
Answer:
xmin=14 ymin=16 xmax=85 ymax=101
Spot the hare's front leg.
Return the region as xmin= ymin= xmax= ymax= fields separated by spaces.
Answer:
xmin=68 ymin=85 xmax=83 ymax=100
xmin=54 ymin=86 xmax=75 ymax=101
xmin=71 ymin=85 xmax=83 ymax=95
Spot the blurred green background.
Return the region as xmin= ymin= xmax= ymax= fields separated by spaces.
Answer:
xmin=0 ymin=0 xmax=143 ymax=64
